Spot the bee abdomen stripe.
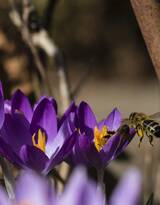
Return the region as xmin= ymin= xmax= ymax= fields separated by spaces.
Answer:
xmin=154 ymin=126 xmax=160 ymax=138
xmin=143 ymin=120 xmax=158 ymax=128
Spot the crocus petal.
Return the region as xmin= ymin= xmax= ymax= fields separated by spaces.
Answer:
xmin=49 ymin=97 xmax=58 ymax=114
xmin=110 ymin=168 xmax=141 ymax=205
xmin=33 ymin=95 xmax=58 ymax=114
xmin=33 ymin=96 xmax=57 ymax=114
xmin=0 ymin=113 xmax=32 ymax=154
xmin=4 ymin=100 xmax=11 ymax=113
xmin=75 ymin=134 xmax=102 ymax=168
xmin=15 ymin=170 xmax=55 ymax=205
xmin=0 ymin=137 xmax=23 ymax=167
xmin=0 ymin=81 xmax=4 ymax=129
xmin=0 ymin=81 xmax=3 ymax=97
xmin=46 ymin=115 xmax=74 ymax=158
xmin=30 ymin=98 xmax=57 ymax=149
xmin=78 ymin=101 xmax=97 ymax=134
xmin=58 ymin=167 xmax=104 ymax=205
xmin=43 ymin=131 xmax=77 ymax=175
xmin=11 ymin=90 xmax=33 ymax=122
xmin=20 ymin=145 xmax=49 ymax=172
xmin=97 ymin=119 xmax=105 ymax=130
xmin=59 ymin=101 xmax=77 ymax=128
xmin=0 ymin=187 xmax=12 ymax=205
xmin=114 ymin=128 xmax=136 ymax=159
xmin=103 ymin=108 xmax=122 ymax=131
xmin=100 ymin=134 xmax=122 ymax=168
xmin=68 ymin=134 xmax=90 ymax=166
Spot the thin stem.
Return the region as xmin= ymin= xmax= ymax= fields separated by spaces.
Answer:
xmin=49 ymin=169 xmax=65 ymax=185
xmin=97 ymin=169 xmax=105 ymax=192
xmin=0 ymin=157 xmax=15 ymax=199
xmin=97 ymin=168 xmax=106 ymax=204
xmin=72 ymin=66 xmax=92 ymax=99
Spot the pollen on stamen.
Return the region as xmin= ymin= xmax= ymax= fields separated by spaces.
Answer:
xmin=94 ymin=125 xmax=111 ymax=152
xmin=32 ymin=129 xmax=46 ymax=153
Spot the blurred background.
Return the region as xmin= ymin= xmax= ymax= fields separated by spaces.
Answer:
xmin=0 ymin=0 xmax=160 ymax=203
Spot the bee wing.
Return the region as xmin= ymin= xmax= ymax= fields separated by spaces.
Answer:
xmin=149 ymin=112 xmax=160 ymax=121
xmin=121 ymin=118 xmax=130 ymax=126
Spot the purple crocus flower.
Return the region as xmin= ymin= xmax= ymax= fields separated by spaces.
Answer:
xmin=68 ymin=102 xmax=135 ymax=169
xmin=4 ymin=89 xmax=57 ymax=121
xmin=110 ymin=168 xmax=141 ymax=205
xmin=0 ymin=88 xmax=77 ymax=174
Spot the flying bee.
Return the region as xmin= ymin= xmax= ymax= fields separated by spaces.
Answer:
xmin=122 ymin=112 xmax=160 ymax=147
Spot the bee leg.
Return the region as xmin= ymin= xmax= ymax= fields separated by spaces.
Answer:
xmin=149 ymin=135 xmax=154 ymax=146
xmin=138 ymin=136 xmax=144 ymax=148
xmin=146 ymin=131 xmax=154 ymax=146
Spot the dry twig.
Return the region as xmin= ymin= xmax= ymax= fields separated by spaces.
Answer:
xmin=43 ymin=0 xmax=59 ymax=31
xmin=130 ymin=1 xmax=160 ymax=203
xmin=130 ymin=0 xmax=160 ymax=80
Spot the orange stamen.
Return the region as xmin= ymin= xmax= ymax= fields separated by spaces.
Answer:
xmin=32 ymin=129 xmax=46 ymax=152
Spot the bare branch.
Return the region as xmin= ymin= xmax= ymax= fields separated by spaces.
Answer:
xmin=43 ymin=0 xmax=59 ymax=31
xmin=54 ymin=51 xmax=71 ymax=113
xmin=130 ymin=0 xmax=160 ymax=80
xmin=9 ymin=0 xmax=72 ymax=108
xmin=9 ymin=0 xmax=49 ymax=95
xmin=72 ymin=66 xmax=92 ymax=98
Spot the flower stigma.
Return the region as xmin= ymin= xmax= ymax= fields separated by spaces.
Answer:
xmin=94 ymin=126 xmax=112 ymax=152
xmin=32 ymin=129 xmax=46 ymax=152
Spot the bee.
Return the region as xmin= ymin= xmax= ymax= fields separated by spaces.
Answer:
xmin=122 ymin=112 xmax=160 ymax=146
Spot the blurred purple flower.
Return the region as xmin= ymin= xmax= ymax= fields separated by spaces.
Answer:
xmin=0 ymin=170 xmax=56 ymax=205
xmin=110 ymin=168 xmax=142 ymax=205
xmin=0 ymin=89 xmax=77 ymax=174
xmin=0 ymin=167 xmax=105 ymax=205
xmin=68 ymin=101 xmax=135 ymax=169
xmin=57 ymin=167 xmax=105 ymax=205
xmin=0 ymin=167 xmax=141 ymax=205
xmin=0 ymin=81 xmax=4 ymax=129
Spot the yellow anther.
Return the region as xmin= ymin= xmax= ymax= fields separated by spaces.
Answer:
xmin=94 ymin=126 xmax=110 ymax=152
xmin=32 ymin=129 xmax=46 ymax=153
